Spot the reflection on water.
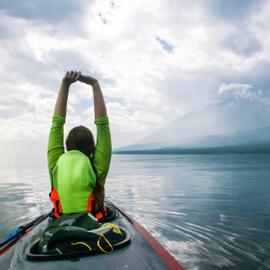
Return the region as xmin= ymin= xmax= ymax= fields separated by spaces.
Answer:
xmin=0 ymin=165 xmax=51 ymax=238
xmin=0 ymin=154 xmax=270 ymax=269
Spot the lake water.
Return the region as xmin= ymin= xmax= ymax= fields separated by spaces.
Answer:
xmin=0 ymin=154 xmax=269 ymax=269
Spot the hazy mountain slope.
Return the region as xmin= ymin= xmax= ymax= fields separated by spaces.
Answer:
xmin=119 ymin=96 xmax=270 ymax=151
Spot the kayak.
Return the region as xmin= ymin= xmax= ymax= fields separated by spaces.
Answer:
xmin=0 ymin=201 xmax=185 ymax=270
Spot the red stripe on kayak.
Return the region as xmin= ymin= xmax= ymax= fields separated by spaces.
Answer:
xmin=112 ymin=204 xmax=185 ymax=270
xmin=133 ymin=219 xmax=185 ymax=270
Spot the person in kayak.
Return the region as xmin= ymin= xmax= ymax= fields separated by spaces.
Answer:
xmin=47 ymin=70 xmax=111 ymax=219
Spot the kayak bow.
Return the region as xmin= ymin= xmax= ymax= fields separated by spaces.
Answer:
xmin=0 ymin=202 xmax=185 ymax=270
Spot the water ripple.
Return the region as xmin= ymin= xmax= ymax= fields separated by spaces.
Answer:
xmin=1 ymin=154 xmax=270 ymax=270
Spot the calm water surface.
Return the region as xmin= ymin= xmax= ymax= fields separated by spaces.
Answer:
xmin=0 ymin=154 xmax=269 ymax=269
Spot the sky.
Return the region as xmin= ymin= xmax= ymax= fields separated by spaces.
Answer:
xmin=0 ymin=0 xmax=270 ymax=158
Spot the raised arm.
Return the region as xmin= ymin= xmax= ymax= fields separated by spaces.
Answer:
xmin=48 ymin=71 xmax=81 ymax=181
xmin=54 ymin=71 xmax=81 ymax=117
xmin=92 ymin=82 xmax=107 ymax=118
xmin=78 ymin=75 xmax=107 ymax=118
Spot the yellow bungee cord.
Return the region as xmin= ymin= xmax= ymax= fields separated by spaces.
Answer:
xmin=97 ymin=233 xmax=113 ymax=253
xmin=71 ymin=241 xmax=92 ymax=251
xmin=101 ymin=223 xmax=123 ymax=235
xmin=70 ymin=223 xmax=122 ymax=254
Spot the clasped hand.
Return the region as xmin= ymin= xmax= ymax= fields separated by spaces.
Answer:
xmin=62 ymin=70 xmax=98 ymax=87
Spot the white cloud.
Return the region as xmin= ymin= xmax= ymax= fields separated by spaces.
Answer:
xmin=0 ymin=0 xmax=270 ymax=150
xmin=218 ymin=83 xmax=262 ymax=100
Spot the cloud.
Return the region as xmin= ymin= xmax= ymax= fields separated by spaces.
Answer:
xmin=205 ymin=0 xmax=266 ymax=24
xmin=222 ymin=30 xmax=263 ymax=57
xmin=0 ymin=0 xmax=89 ymax=23
xmin=218 ymin=83 xmax=262 ymax=100
xmin=0 ymin=0 xmax=270 ymax=149
xmin=0 ymin=96 xmax=35 ymax=119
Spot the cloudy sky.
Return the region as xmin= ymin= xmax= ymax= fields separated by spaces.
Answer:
xmin=0 ymin=0 xmax=270 ymax=158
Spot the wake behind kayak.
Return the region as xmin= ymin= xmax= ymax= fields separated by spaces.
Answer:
xmin=0 ymin=201 xmax=184 ymax=270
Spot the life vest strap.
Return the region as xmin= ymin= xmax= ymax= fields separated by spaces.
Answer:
xmin=49 ymin=188 xmax=63 ymax=219
xmin=50 ymin=190 xmax=106 ymax=220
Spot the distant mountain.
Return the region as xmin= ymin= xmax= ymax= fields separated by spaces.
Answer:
xmin=114 ymin=143 xmax=270 ymax=155
xmin=173 ymin=125 xmax=270 ymax=148
xmin=117 ymin=96 xmax=270 ymax=152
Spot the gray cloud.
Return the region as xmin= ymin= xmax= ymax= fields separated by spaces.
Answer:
xmin=156 ymin=58 xmax=270 ymax=114
xmin=222 ymin=31 xmax=263 ymax=57
xmin=243 ymin=61 xmax=270 ymax=101
xmin=205 ymin=0 xmax=266 ymax=24
xmin=0 ymin=97 xmax=35 ymax=119
xmin=0 ymin=0 xmax=89 ymax=22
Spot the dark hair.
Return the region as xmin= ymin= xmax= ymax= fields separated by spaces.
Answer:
xmin=66 ymin=126 xmax=95 ymax=157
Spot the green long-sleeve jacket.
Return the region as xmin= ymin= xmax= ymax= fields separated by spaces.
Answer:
xmin=47 ymin=115 xmax=112 ymax=213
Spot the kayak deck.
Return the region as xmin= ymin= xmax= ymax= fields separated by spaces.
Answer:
xmin=1 ymin=203 xmax=184 ymax=270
